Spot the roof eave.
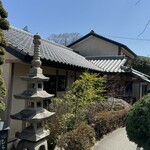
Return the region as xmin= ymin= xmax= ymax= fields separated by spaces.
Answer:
xmin=6 ymin=45 xmax=100 ymax=72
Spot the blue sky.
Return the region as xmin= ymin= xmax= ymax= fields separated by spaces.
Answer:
xmin=2 ymin=0 xmax=150 ymax=57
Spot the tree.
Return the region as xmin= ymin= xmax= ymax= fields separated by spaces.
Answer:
xmin=132 ymin=56 xmax=150 ymax=75
xmin=47 ymin=32 xmax=82 ymax=46
xmin=126 ymin=94 xmax=150 ymax=150
xmin=0 ymin=1 xmax=9 ymax=111
xmin=63 ymin=72 xmax=106 ymax=127
xmin=106 ymin=80 xmax=124 ymax=110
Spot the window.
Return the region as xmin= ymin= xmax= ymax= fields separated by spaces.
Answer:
xmin=57 ymin=75 xmax=66 ymax=91
xmin=142 ymin=84 xmax=147 ymax=96
xmin=44 ymin=75 xmax=56 ymax=95
xmin=44 ymin=74 xmax=67 ymax=93
xmin=125 ymin=82 xmax=132 ymax=97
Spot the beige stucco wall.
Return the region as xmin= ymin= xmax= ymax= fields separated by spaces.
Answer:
xmin=121 ymin=48 xmax=135 ymax=59
xmin=70 ymin=36 xmax=135 ymax=60
xmin=9 ymin=63 xmax=29 ymax=140
xmin=5 ymin=51 xmax=22 ymax=63
xmin=71 ymin=36 xmax=118 ymax=56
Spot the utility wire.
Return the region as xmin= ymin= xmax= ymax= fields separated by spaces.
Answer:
xmin=138 ymin=20 xmax=150 ymax=37
xmin=105 ymin=35 xmax=150 ymax=42
xmin=135 ymin=0 xmax=142 ymax=6
xmin=134 ymin=0 xmax=150 ymax=37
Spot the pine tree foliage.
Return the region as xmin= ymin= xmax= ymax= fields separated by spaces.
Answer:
xmin=132 ymin=56 xmax=150 ymax=75
xmin=63 ymin=72 xmax=106 ymax=126
xmin=0 ymin=1 xmax=9 ymax=111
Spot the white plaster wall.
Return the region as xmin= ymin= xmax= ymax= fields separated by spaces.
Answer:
xmin=71 ymin=36 xmax=118 ymax=56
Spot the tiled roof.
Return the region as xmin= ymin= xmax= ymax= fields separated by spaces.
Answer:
xmin=86 ymin=56 xmax=127 ymax=72
xmin=120 ymin=65 xmax=150 ymax=83
xmin=132 ymin=69 xmax=150 ymax=83
xmin=4 ymin=26 xmax=101 ymax=71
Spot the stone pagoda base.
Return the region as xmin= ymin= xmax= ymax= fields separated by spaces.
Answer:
xmin=16 ymin=138 xmax=48 ymax=150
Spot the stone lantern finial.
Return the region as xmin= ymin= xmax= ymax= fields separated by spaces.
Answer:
xmin=32 ymin=34 xmax=42 ymax=68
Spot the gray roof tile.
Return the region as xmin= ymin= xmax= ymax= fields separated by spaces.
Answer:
xmin=132 ymin=69 xmax=150 ymax=83
xmin=4 ymin=26 xmax=101 ymax=71
xmin=87 ymin=56 xmax=127 ymax=72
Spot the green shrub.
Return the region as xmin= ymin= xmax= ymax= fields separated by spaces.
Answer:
xmin=58 ymin=124 xmax=95 ymax=150
xmin=64 ymin=72 xmax=106 ymax=127
xmin=126 ymin=94 xmax=150 ymax=150
xmin=46 ymin=72 xmax=106 ymax=148
xmin=90 ymin=109 xmax=128 ymax=139
xmin=45 ymin=98 xmax=70 ymax=149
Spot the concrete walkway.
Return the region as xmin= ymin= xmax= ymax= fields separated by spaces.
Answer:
xmin=93 ymin=127 xmax=139 ymax=150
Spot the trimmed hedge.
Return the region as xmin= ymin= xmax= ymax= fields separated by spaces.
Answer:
xmin=90 ymin=109 xmax=128 ymax=139
xmin=126 ymin=94 xmax=150 ymax=150
xmin=58 ymin=124 xmax=95 ymax=150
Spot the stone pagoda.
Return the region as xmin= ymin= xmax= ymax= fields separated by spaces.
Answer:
xmin=11 ymin=34 xmax=54 ymax=150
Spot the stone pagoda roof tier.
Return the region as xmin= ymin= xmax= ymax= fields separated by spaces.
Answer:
xmin=20 ymin=67 xmax=50 ymax=82
xmin=14 ymin=89 xmax=54 ymax=100
xmin=16 ymin=129 xmax=50 ymax=142
xmin=20 ymin=74 xmax=49 ymax=82
xmin=11 ymin=109 xmax=55 ymax=121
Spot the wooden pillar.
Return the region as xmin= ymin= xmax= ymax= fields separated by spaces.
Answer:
xmin=56 ymin=69 xmax=58 ymax=97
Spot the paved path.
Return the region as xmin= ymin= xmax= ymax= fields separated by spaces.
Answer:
xmin=93 ymin=127 xmax=139 ymax=150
